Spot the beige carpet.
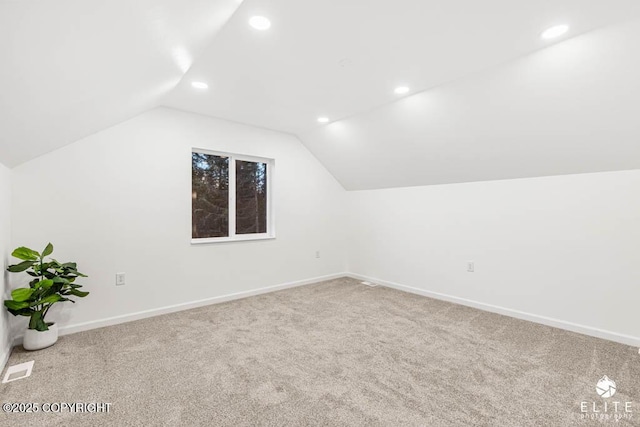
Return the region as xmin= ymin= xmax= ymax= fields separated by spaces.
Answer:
xmin=1 ymin=277 xmax=638 ymax=426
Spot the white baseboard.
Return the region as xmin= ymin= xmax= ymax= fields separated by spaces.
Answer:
xmin=12 ymin=272 xmax=348 ymax=347
xmin=348 ymin=273 xmax=640 ymax=348
xmin=10 ymin=271 xmax=637 ymax=350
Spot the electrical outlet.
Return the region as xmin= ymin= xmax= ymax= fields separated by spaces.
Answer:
xmin=116 ymin=272 xmax=126 ymax=286
xmin=315 ymin=251 xmax=320 ymax=259
xmin=467 ymin=261 xmax=475 ymax=273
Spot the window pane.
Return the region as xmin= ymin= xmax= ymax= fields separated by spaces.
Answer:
xmin=192 ymin=153 xmax=229 ymax=238
xmin=236 ymin=160 xmax=268 ymax=235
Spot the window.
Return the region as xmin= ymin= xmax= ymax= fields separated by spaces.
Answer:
xmin=192 ymin=149 xmax=274 ymax=243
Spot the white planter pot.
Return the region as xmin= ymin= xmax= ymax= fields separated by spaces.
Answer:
xmin=23 ymin=323 xmax=58 ymax=351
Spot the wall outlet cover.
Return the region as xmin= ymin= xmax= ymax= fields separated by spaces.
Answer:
xmin=116 ymin=272 xmax=126 ymax=286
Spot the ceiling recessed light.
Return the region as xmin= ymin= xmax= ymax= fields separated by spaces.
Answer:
xmin=394 ymin=86 xmax=410 ymax=95
xmin=191 ymin=81 xmax=208 ymax=89
xmin=541 ymin=24 xmax=569 ymax=40
xmin=317 ymin=117 xmax=330 ymax=123
xmin=249 ymin=16 xmax=271 ymax=31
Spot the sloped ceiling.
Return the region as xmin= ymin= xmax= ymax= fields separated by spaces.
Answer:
xmin=166 ymin=0 xmax=640 ymax=136
xmin=2 ymin=0 xmax=640 ymax=190
xmin=0 ymin=0 xmax=242 ymax=167
xmin=300 ymin=19 xmax=640 ymax=190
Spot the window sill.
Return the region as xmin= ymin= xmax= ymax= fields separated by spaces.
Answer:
xmin=191 ymin=234 xmax=276 ymax=245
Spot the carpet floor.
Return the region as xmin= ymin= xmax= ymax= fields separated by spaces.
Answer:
xmin=1 ymin=277 xmax=638 ymax=426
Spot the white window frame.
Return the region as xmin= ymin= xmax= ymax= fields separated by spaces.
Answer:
xmin=191 ymin=148 xmax=275 ymax=244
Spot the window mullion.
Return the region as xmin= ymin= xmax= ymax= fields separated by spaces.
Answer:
xmin=229 ymin=156 xmax=236 ymax=238
xmin=267 ymin=161 xmax=273 ymax=236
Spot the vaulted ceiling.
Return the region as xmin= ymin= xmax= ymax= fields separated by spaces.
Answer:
xmin=167 ymin=0 xmax=640 ymax=135
xmin=301 ymin=19 xmax=640 ymax=189
xmin=2 ymin=0 xmax=640 ymax=189
xmin=0 ymin=0 xmax=242 ymax=167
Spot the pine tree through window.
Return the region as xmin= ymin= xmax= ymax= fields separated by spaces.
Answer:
xmin=236 ymin=160 xmax=267 ymax=235
xmin=192 ymin=153 xmax=229 ymax=238
xmin=192 ymin=150 xmax=273 ymax=242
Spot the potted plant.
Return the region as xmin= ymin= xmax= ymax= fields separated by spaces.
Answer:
xmin=4 ymin=243 xmax=89 ymax=350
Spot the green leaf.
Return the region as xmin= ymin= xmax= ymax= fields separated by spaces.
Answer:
xmin=54 ymin=279 xmax=71 ymax=289
xmin=7 ymin=260 xmax=36 ymax=273
xmin=34 ymin=279 xmax=54 ymax=290
xmin=42 ymin=242 xmax=54 ymax=257
xmin=63 ymin=270 xmax=88 ymax=278
xmin=11 ymin=288 xmax=34 ymax=302
xmin=5 ymin=300 xmax=30 ymax=310
xmin=68 ymin=289 xmax=90 ymax=298
xmin=32 ymin=294 xmax=61 ymax=306
xmin=8 ymin=308 xmax=34 ymax=317
xmin=11 ymin=247 xmax=40 ymax=261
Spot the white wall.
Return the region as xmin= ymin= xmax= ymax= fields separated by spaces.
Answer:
xmin=348 ymin=170 xmax=640 ymax=346
xmin=0 ymin=162 xmax=11 ymax=367
xmin=10 ymin=107 xmax=347 ymax=336
xmin=6 ymin=106 xmax=639 ymax=349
